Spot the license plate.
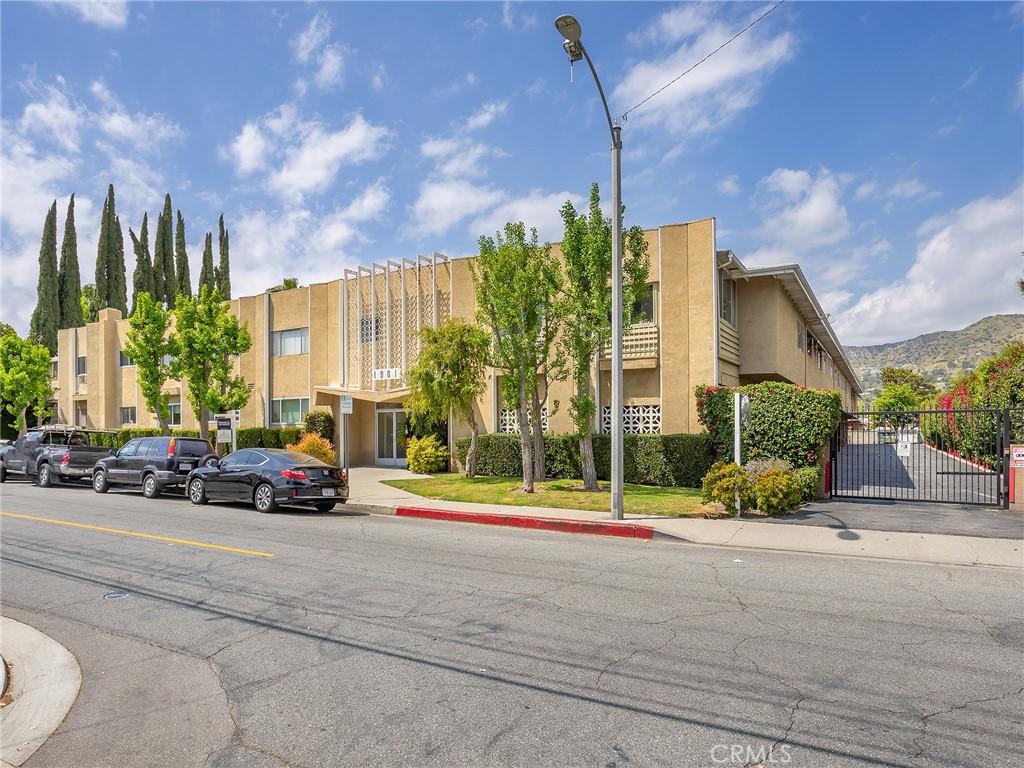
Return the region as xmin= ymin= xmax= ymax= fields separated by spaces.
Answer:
xmin=180 ymin=463 xmax=193 ymax=471
xmin=322 ymin=487 xmax=335 ymax=497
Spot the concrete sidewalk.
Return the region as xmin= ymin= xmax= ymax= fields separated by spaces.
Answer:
xmin=347 ymin=467 xmax=1024 ymax=569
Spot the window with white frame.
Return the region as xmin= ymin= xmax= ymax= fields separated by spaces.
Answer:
xmin=119 ymin=350 xmax=133 ymax=367
xmin=272 ymin=397 xmax=309 ymax=425
xmin=76 ymin=355 xmax=87 ymax=375
xmin=49 ymin=358 xmax=58 ymax=378
xmin=168 ymin=402 xmax=182 ymax=426
xmin=796 ymin=321 xmax=805 ymax=351
xmin=719 ymin=271 xmax=736 ymax=325
xmin=120 ymin=406 xmax=137 ymax=424
xmin=272 ymin=327 xmax=309 ymax=356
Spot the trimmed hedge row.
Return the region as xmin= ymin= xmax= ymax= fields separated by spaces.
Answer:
xmin=236 ymin=427 xmax=304 ymax=449
xmin=94 ymin=428 xmax=201 ymax=448
xmin=454 ymin=432 xmax=714 ymax=488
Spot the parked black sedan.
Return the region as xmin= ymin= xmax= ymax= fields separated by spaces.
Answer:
xmin=185 ymin=448 xmax=348 ymax=513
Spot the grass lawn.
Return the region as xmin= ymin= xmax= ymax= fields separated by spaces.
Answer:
xmin=382 ymin=473 xmax=704 ymax=517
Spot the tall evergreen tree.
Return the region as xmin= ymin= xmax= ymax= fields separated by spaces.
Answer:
xmin=151 ymin=210 xmax=165 ymax=304
xmin=94 ymin=184 xmax=128 ymax=314
xmin=174 ymin=210 xmax=192 ymax=300
xmin=129 ymin=213 xmax=154 ymax=314
xmin=216 ymin=214 xmax=231 ymax=299
xmin=29 ymin=201 xmax=60 ymax=354
xmin=198 ymin=232 xmax=216 ymax=293
xmin=57 ymin=194 xmax=83 ymax=328
xmin=111 ymin=215 xmax=127 ymax=313
xmin=94 ymin=191 xmax=112 ymax=307
xmin=155 ymin=194 xmax=176 ymax=306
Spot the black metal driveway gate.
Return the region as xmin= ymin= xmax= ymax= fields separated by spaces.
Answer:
xmin=830 ymin=409 xmax=1009 ymax=507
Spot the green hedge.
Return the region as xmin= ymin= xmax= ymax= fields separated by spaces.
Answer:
xmin=695 ymin=381 xmax=842 ymax=468
xmin=236 ymin=427 xmax=303 ymax=449
xmin=93 ymin=428 xmax=202 ymax=448
xmin=454 ymin=432 xmax=713 ymax=488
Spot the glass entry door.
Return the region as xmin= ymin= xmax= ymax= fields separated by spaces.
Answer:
xmin=375 ymin=405 xmax=408 ymax=467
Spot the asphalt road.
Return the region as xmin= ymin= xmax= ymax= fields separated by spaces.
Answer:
xmin=1 ymin=479 xmax=1022 ymax=768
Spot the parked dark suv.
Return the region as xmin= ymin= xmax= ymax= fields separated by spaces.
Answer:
xmin=92 ymin=436 xmax=217 ymax=498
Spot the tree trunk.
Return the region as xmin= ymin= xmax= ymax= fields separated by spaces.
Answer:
xmin=18 ymin=406 xmax=29 ymax=436
xmin=580 ymin=426 xmax=598 ymax=492
xmin=517 ymin=378 xmax=534 ymax=493
xmin=466 ymin=408 xmax=479 ymax=479
xmin=199 ymin=404 xmax=209 ymax=441
xmin=531 ymin=383 xmax=545 ymax=481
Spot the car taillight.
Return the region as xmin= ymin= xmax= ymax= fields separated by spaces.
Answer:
xmin=168 ymin=438 xmax=176 ymax=457
xmin=340 ymin=469 xmax=347 ymax=483
xmin=61 ymin=454 xmax=71 ymax=465
xmin=281 ymin=469 xmax=306 ymax=480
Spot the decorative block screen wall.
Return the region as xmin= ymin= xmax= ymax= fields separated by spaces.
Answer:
xmin=498 ymin=407 xmax=549 ymax=434
xmin=601 ymin=405 xmax=661 ymax=434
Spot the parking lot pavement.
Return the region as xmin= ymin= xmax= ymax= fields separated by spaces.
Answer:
xmin=2 ymin=479 xmax=1023 ymax=768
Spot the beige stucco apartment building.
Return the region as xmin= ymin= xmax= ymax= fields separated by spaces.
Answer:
xmin=54 ymin=217 xmax=860 ymax=467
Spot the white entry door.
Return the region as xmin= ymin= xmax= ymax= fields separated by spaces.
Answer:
xmin=375 ymin=406 xmax=408 ymax=467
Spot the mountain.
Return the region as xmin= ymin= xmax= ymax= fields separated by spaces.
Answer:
xmin=845 ymin=314 xmax=1024 ymax=401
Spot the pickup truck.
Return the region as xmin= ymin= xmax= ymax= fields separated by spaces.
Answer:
xmin=0 ymin=426 xmax=115 ymax=487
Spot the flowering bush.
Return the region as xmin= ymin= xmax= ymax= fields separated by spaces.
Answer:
xmin=701 ymin=462 xmax=755 ymax=515
xmin=753 ymin=468 xmax=803 ymax=516
xmin=286 ymin=433 xmax=336 ymax=464
xmin=407 ymin=434 xmax=450 ymax=474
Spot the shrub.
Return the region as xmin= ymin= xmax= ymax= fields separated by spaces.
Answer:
xmin=753 ymin=468 xmax=802 ymax=516
xmin=304 ymin=409 xmax=335 ymax=442
xmin=701 ymin=462 xmax=755 ymax=515
xmin=455 ymin=433 xmax=523 ymax=476
xmin=407 ymin=434 xmax=450 ymax=474
xmin=286 ymin=433 xmax=336 ymax=464
xmin=695 ymin=381 xmax=842 ymax=467
xmin=743 ymin=458 xmax=793 ymax=484
xmin=237 ymin=427 xmax=304 ymax=449
xmin=796 ymin=465 xmax=820 ymax=502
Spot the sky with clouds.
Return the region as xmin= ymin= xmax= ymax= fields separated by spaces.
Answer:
xmin=2 ymin=1 xmax=1022 ymax=345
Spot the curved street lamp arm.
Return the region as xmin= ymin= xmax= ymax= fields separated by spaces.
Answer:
xmin=579 ymin=43 xmax=620 ymax=148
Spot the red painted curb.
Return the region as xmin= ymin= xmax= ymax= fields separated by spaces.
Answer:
xmin=394 ymin=506 xmax=655 ymax=540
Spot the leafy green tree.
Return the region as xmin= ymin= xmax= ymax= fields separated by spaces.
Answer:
xmin=198 ymin=232 xmax=216 ymax=293
xmin=80 ymin=284 xmax=100 ymax=324
xmin=123 ymin=293 xmax=176 ymax=435
xmin=407 ymin=319 xmax=491 ymax=477
xmin=873 ymin=383 xmax=920 ymax=427
xmin=471 ymin=222 xmax=562 ymax=492
xmin=0 ymin=333 xmax=53 ymax=434
xmin=559 ymin=183 xmax=650 ymax=490
xmin=94 ymin=185 xmax=128 ymax=314
xmin=29 ymin=200 xmax=60 ymax=354
xmin=174 ymin=210 xmax=192 ymax=300
xmin=171 ymin=286 xmax=252 ymax=440
xmin=0 ymin=323 xmax=16 ymax=338
xmin=129 ymin=213 xmax=154 ymax=314
xmin=879 ymin=367 xmax=936 ymax=399
xmin=57 ymin=194 xmax=83 ymax=329
xmin=216 ymin=214 xmax=231 ymax=299
xmin=267 ymin=277 xmax=299 ymax=292
xmin=153 ymin=195 xmax=176 ymax=306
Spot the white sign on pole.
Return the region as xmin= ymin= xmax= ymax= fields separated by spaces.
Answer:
xmin=897 ymin=441 xmax=911 ymax=458
xmin=340 ymin=395 xmax=353 ymax=415
xmin=215 ymin=415 xmax=233 ymax=445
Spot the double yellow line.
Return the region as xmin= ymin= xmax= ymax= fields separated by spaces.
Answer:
xmin=0 ymin=511 xmax=273 ymax=558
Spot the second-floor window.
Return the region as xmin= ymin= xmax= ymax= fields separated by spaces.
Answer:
xmin=119 ymin=350 xmax=133 ymax=367
xmin=719 ymin=271 xmax=736 ymax=325
xmin=272 ymin=327 xmax=309 ymax=356
xmin=632 ymin=283 xmax=656 ymax=324
xmin=167 ymin=402 xmax=182 ymax=426
xmin=49 ymin=358 xmax=58 ymax=379
xmin=272 ymin=397 xmax=309 ymax=425
xmin=76 ymin=355 xmax=87 ymax=376
xmin=120 ymin=406 xmax=137 ymax=424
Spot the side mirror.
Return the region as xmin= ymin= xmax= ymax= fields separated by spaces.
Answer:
xmin=207 ymin=457 xmax=220 ymax=468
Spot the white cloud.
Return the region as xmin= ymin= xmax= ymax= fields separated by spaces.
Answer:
xmin=613 ymin=4 xmax=794 ymax=138
xmin=339 ymin=178 xmax=390 ymax=223
xmin=371 ymin=65 xmax=387 ymax=91
xmin=501 ymin=0 xmax=537 ymax=30
xmin=753 ymin=168 xmax=850 ymax=255
xmin=465 ymin=101 xmax=507 ymax=131
xmin=315 ymin=44 xmax=345 ymax=89
xmin=292 ymin=11 xmax=332 ymax=63
xmin=90 ymin=80 xmax=182 ymax=152
xmin=19 ymin=79 xmax=82 ymax=153
xmin=717 ymin=174 xmax=741 ymax=197
xmin=225 ymin=122 xmax=269 ymax=175
xmin=471 ymin=189 xmax=582 ymax=243
xmin=409 ymin=179 xmax=505 ymax=238
xmin=834 ymin=184 xmax=1024 ymax=345
xmin=60 ymin=1 xmax=129 ymax=29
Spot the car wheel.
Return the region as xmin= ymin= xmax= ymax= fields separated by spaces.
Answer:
xmin=142 ymin=474 xmax=162 ymax=499
xmin=188 ymin=477 xmax=208 ymax=505
xmin=253 ymin=483 xmax=277 ymax=514
xmin=315 ymin=501 xmax=336 ymax=513
xmin=0 ymin=463 xmax=6 ymax=483
xmin=93 ymin=469 xmax=109 ymax=494
xmin=37 ymin=463 xmax=53 ymax=488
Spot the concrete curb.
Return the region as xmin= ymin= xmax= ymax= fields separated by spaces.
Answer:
xmin=0 ymin=618 xmax=82 ymax=767
xmin=394 ymin=506 xmax=657 ymax=540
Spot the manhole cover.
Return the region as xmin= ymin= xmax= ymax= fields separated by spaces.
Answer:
xmin=103 ymin=590 xmax=129 ymax=600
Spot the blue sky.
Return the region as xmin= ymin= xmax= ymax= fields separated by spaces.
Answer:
xmin=2 ymin=0 xmax=1022 ymax=345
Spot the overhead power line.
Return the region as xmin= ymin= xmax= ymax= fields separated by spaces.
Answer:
xmin=620 ymin=0 xmax=786 ymax=122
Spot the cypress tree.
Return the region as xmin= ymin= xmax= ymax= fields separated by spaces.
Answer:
xmin=29 ymin=201 xmax=60 ymax=354
xmin=57 ymin=194 xmax=83 ymax=328
xmin=174 ymin=210 xmax=192 ymax=300
xmin=151 ymin=210 xmax=165 ymax=304
xmin=130 ymin=213 xmax=154 ymax=314
xmin=216 ymin=214 xmax=231 ymax=299
xmin=198 ymin=232 xmax=216 ymax=293
xmin=111 ymin=215 xmax=127 ymax=314
xmin=94 ymin=190 xmax=111 ymax=307
xmin=94 ymin=184 xmax=127 ymax=314
xmin=156 ymin=194 xmax=176 ymax=306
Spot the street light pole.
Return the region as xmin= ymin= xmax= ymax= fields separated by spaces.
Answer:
xmin=555 ymin=15 xmax=625 ymax=520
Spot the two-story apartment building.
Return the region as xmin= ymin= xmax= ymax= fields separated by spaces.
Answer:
xmin=54 ymin=217 xmax=860 ymax=467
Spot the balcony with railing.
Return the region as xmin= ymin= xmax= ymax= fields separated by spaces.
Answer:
xmin=601 ymin=323 xmax=659 ymax=362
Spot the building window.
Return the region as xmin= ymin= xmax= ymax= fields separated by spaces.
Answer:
xmin=632 ymin=283 xmax=656 ymax=324
xmin=120 ymin=406 xmax=137 ymax=424
xmin=719 ymin=271 xmax=736 ymax=325
xmin=119 ymin=350 xmax=134 ymax=367
xmin=796 ymin=321 xmax=805 ymax=351
xmin=272 ymin=397 xmax=309 ymax=425
xmin=75 ymin=402 xmax=88 ymax=427
xmin=49 ymin=358 xmax=58 ymax=379
xmin=360 ymin=316 xmax=382 ymax=343
xmin=168 ymin=402 xmax=182 ymax=426
xmin=76 ymin=355 xmax=87 ymax=375
xmin=272 ymin=327 xmax=309 ymax=356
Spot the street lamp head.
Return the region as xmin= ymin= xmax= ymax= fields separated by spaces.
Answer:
xmin=562 ymin=39 xmax=583 ymax=63
xmin=555 ymin=14 xmax=582 ymax=42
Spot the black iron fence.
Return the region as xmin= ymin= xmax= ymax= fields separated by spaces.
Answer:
xmin=831 ymin=409 xmax=1010 ymax=507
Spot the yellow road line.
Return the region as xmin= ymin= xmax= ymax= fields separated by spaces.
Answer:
xmin=0 ymin=511 xmax=274 ymax=558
